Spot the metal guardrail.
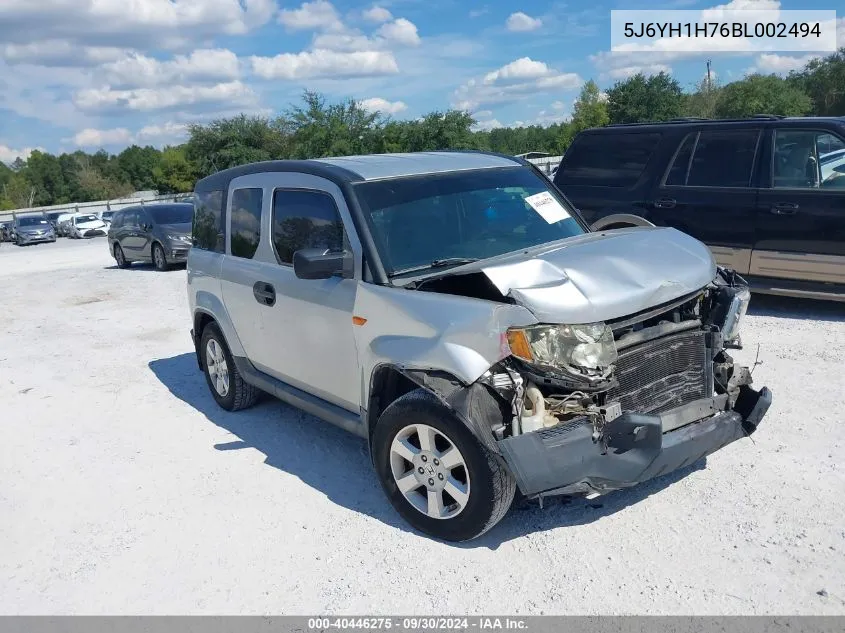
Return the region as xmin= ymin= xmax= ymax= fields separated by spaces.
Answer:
xmin=0 ymin=192 xmax=191 ymax=223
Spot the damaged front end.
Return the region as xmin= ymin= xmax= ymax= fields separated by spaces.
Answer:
xmin=478 ymin=267 xmax=772 ymax=501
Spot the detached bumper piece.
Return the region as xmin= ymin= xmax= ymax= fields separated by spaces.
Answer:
xmin=498 ymin=385 xmax=772 ymax=498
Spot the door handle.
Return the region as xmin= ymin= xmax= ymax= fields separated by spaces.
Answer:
xmin=770 ymin=202 xmax=799 ymax=215
xmin=252 ymin=281 xmax=276 ymax=306
xmin=654 ymin=198 xmax=676 ymax=209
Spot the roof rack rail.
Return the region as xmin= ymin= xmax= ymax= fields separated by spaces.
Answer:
xmin=751 ymin=114 xmax=785 ymax=119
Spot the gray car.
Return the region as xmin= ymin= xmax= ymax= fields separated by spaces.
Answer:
xmin=108 ymin=203 xmax=193 ymax=271
xmin=186 ymin=151 xmax=772 ymax=542
xmin=13 ymin=214 xmax=56 ymax=245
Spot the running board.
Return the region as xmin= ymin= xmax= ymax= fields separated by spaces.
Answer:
xmin=232 ymin=356 xmax=366 ymax=438
xmin=745 ymin=275 xmax=845 ymax=303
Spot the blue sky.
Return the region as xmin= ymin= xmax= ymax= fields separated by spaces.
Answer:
xmin=0 ymin=0 xmax=841 ymax=163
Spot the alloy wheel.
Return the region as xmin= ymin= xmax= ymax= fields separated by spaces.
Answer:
xmin=205 ymin=338 xmax=230 ymax=397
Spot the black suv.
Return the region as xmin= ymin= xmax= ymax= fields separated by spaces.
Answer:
xmin=553 ymin=116 xmax=845 ymax=302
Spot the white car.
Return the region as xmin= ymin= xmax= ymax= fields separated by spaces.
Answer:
xmin=68 ymin=213 xmax=108 ymax=239
xmin=56 ymin=212 xmax=77 ymax=237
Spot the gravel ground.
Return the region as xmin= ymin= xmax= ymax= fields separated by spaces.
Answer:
xmin=1 ymin=237 xmax=844 ymax=615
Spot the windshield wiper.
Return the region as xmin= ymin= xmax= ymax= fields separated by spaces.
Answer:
xmin=390 ymin=257 xmax=480 ymax=278
xmin=430 ymin=257 xmax=479 ymax=268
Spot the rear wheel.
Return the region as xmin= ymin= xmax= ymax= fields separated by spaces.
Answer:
xmin=114 ymin=244 xmax=130 ymax=269
xmin=152 ymin=243 xmax=168 ymax=271
xmin=200 ymin=322 xmax=259 ymax=411
xmin=373 ymin=389 xmax=516 ymax=542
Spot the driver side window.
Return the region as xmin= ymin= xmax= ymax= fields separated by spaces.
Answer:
xmin=773 ymin=129 xmax=845 ymax=189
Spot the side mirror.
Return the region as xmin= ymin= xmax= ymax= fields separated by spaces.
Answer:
xmin=834 ymin=164 xmax=845 ymax=174
xmin=293 ymin=248 xmax=353 ymax=280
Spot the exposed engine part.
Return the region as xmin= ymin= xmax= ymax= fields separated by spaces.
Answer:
xmin=520 ymin=383 xmax=560 ymax=433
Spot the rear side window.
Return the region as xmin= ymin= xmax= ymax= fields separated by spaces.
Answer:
xmin=230 ymin=188 xmax=263 ymax=259
xmin=682 ymin=129 xmax=760 ymax=188
xmin=665 ymin=133 xmax=696 ymax=186
xmin=271 ymin=190 xmax=346 ymax=265
xmin=193 ymin=190 xmax=225 ymax=252
xmin=558 ymin=132 xmax=661 ymax=187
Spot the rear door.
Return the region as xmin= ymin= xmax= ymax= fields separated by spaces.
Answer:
xmin=752 ymin=127 xmax=845 ymax=285
xmin=649 ymin=127 xmax=762 ymax=274
xmin=554 ymin=131 xmax=662 ymax=225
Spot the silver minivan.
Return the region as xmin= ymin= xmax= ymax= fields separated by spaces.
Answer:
xmin=186 ymin=151 xmax=772 ymax=541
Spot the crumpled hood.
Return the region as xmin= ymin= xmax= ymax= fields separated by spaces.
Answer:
xmin=480 ymin=226 xmax=717 ymax=324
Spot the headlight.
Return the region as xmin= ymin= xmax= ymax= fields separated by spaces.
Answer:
xmin=506 ymin=322 xmax=618 ymax=373
xmin=167 ymin=234 xmax=190 ymax=243
xmin=721 ymin=287 xmax=751 ymax=342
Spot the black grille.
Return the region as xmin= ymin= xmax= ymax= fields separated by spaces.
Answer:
xmin=607 ymin=330 xmax=710 ymax=414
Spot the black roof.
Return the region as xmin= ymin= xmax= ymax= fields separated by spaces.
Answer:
xmin=587 ymin=115 xmax=845 ymax=133
xmin=195 ymin=160 xmax=363 ymax=193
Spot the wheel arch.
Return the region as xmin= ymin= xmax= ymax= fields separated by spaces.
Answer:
xmin=366 ymin=364 xmax=509 ymax=461
xmin=590 ymin=213 xmax=655 ymax=231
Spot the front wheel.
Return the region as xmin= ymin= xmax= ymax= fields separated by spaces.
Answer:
xmin=152 ymin=243 xmax=168 ymax=271
xmin=372 ymin=389 xmax=516 ymax=542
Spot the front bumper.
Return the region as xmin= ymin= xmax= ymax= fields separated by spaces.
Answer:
xmin=498 ymin=385 xmax=772 ymax=498
xmin=18 ymin=233 xmax=55 ymax=244
xmin=167 ymin=242 xmax=191 ymax=262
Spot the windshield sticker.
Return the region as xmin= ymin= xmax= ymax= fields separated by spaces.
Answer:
xmin=524 ymin=191 xmax=571 ymax=224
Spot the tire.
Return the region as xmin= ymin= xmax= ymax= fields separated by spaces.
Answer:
xmin=113 ymin=244 xmax=130 ymax=269
xmin=152 ymin=242 xmax=169 ymax=271
xmin=200 ymin=322 xmax=259 ymax=412
xmin=372 ymin=389 xmax=516 ymax=542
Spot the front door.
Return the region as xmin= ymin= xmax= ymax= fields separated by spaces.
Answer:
xmin=221 ymin=172 xmax=363 ymax=413
xmin=752 ymin=128 xmax=845 ymax=285
xmin=649 ymin=127 xmax=763 ymax=274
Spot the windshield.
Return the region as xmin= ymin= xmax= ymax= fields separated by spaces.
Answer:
xmin=18 ymin=216 xmax=49 ymax=227
xmin=353 ymin=166 xmax=586 ymax=277
xmin=76 ymin=215 xmax=99 ymax=223
xmin=149 ymin=205 xmax=192 ymax=224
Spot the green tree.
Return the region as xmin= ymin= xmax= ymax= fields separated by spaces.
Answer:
xmin=281 ymin=90 xmax=382 ymax=158
xmin=153 ymin=146 xmax=198 ymax=193
xmin=116 ymin=145 xmax=162 ymax=191
xmin=714 ymin=74 xmax=812 ymax=118
xmin=561 ymin=79 xmax=610 ymax=148
xmin=606 ymin=72 xmax=684 ymax=124
xmin=185 ymin=114 xmax=287 ymax=176
xmin=788 ymin=48 xmax=845 ymax=116
xmin=682 ymin=76 xmax=722 ymax=119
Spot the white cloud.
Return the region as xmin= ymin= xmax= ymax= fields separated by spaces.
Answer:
xmin=484 ymin=58 xmax=550 ymax=83
xmin=279 ymin=0 xmax=342 ymax=31
xmin=250 ymin=50 xmax=398 ymax=80
xmin=360 ymin=97 xmax=407 ymax=114
xmin=67 ymin=122 xmax=188 ymax=148
xmin=73 ymin=81 xmax=256 ymax=113
xmin=506 ymin=12 xmax=542 ymax=32
xmin=0 ymin=144 xmax=41 ymax=164
xmin=749 ymin=53 xmax=817 ymax=74
xmin=472 ymin=118 xmax=504 ymax=132
xmin=454 ymin=57 xmax=582 ymax=111
xmin=102 ymin=49 xmax=240 ymax=88
xmin=0 ymin=0 xmax=277 ymax=52
xmin=604 ymin=63 xmax=673 ymax=80
xmin=2 ymin=41 xmax=126 ymax=67
xmin=376 ymin=18 xmax=421 ymax=46
xmin=362 ymin=6 xmax=392 ymax=23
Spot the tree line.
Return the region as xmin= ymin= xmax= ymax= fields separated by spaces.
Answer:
xmin=2 ymin=48 xmax=842 ymax=211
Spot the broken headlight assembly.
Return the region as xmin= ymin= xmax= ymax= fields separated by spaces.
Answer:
xmin=708 ymin=284 xmax=751 ymax=346
xmin=505 ymin=322 xmax=618 ymax=388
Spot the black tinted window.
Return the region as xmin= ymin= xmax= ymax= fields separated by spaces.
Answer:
xmin=665 ymin=133 xmax=696 ymax=186
xmin=686 ymin=129 xmax=760 ymax=187
xmin=193 ymin=190 xmax=225 ymax=252
xmin=149 ymin=205 xmax=193 ymax=225
xmin=558 ymin=132 xmax=661 ymax=187
xmin=230 ymin=188 xmax=262 ymax=259
xmin=272 ymin=190 xmax=345 ymax=264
